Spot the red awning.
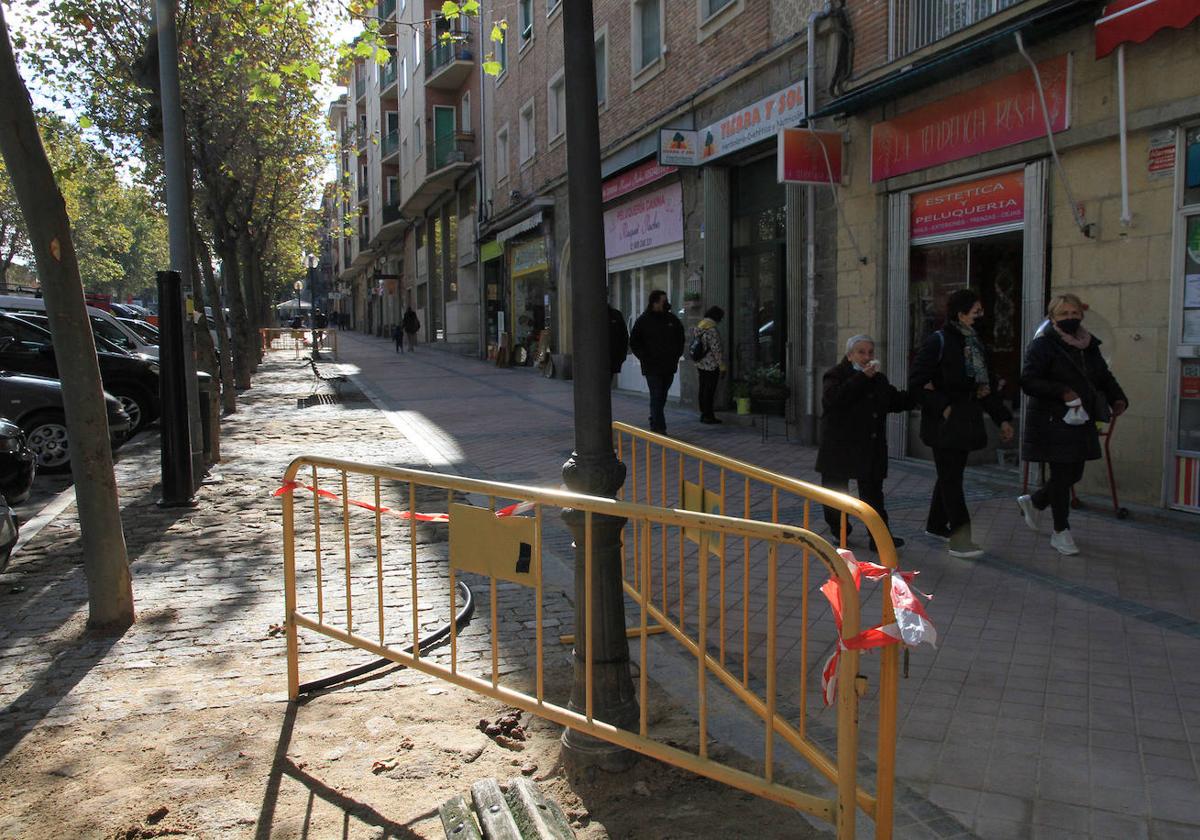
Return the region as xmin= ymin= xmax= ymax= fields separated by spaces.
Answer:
xmin=1096 ymin=0 xmax=1200 ymax=58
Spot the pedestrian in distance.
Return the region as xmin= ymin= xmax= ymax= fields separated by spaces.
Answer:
xmin=692 ymin=306 xmax=725 ymax=424
xmin=909 ymin=288 xmax=1015 ymax=559
xmin=629 ymin=289 xmax=685 ymax=435
xmin=392 ymin=322 xmax=403 ymax=354
xmin=1017 ymin=293 xmax=1128 ymax=555
xmin=816 ymin=334 xmax=917 ymax=551
xmin=608 ymin=305 xmax=629 ymax=375
xmin=402 ymin=306 xmax=420 ymax=352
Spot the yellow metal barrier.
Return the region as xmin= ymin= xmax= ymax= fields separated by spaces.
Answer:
xmin=260 ymin=326 xmax=339 ymax=359
xmin=280 ymin=455 xmax=872 ymax=838
xmin=612 ymin=421 xmax=901 ymax=839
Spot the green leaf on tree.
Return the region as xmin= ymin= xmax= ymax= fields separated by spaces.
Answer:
xmin=482 ymin=60 xmax=501 ymax=76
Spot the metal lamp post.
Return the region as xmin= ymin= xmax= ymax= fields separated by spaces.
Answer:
xmin=292 ymin=279 xmax=303 ymax=324
xmin=306 ymin=253 xmax=319 ymax=311
xmin=560 ymin=0 xmax=636 ymax=770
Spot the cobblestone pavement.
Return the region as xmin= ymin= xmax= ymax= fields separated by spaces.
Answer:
xmin=0 ymin=349 xmax=827 ymax=840
xmin=336 ymin=330 xmax=1200 ymax=840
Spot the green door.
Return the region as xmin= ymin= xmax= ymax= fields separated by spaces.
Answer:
xmin=434 ymin=106 xmax=456 ymax=169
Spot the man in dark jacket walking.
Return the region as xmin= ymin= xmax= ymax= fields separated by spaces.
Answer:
xmin=816 ymin=335 xmax=915 ymax=550
xmin=629 ymin=290 xmax=685 ymax=434
xmin=608 ymin=306 xmax=629 ymax=375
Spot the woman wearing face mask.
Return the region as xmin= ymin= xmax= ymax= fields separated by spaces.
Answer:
xmin=816 ymin=334 xmax=916 ymax=551
xmin=909 ymin=288 xmax=1015 ymax=558
xmin=1017 ymin=294 xmax=1128 ymax=555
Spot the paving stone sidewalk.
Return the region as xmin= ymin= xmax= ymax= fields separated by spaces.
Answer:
xmin=339 ymin=330 xmax=1200 ymax=840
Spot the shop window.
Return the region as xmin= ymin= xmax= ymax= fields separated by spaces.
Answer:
xmin=731 ymin=157 xmax=786 ymax=384
xmin=1185 ymin=128 xmax=1200 ymax=207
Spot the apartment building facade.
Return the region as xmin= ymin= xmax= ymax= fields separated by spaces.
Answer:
xmin=806 ymin=0 xmax=1200 ymax=512
xmin=328 ymin=0 xmax=483 ymax=348
xmin=475 ymin=0 xmax=840 ymax=434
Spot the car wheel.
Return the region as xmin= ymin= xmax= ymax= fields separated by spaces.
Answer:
xmin=21 ymin=410 xmax=72 ymax=474
xmin=111 ymin=386 xmax=152 ymax=434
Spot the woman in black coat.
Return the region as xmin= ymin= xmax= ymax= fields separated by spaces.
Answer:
xmin=816 ymin=334 xmax=915 ymax=550
xmin=1017 ymin=294 xmax=1127 ymax=555
xmin=908 ymin=288 xmax=1014 ymax=558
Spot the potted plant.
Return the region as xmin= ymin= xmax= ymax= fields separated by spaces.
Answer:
xmin=732 ymin=379 xmax=752 ymax=415
xmin=749 ymin=363 xmax=790 ymax=415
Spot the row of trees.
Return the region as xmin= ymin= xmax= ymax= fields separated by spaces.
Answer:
xmin=0 ymin=111 xmax=169 ymax=298
xmin=20 ymin=0 xmax=329 ymax=410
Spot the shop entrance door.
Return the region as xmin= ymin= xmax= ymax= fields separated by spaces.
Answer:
xmin=906 ymin=232 xmax=1024 ymax=463
xmin=886 ymin=164 xmax=1048 ymax=466
xmin=609 ymin=262 xmax=683 ymax=397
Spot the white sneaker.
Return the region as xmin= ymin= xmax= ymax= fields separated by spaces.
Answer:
xmin=1017 ymin=495 xmax=1039 ymax=531
xmin=1050 ymin=529 xmax=1080 ymax=556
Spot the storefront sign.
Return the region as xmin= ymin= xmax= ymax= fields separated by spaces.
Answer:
xmin=1148 ymin=129 xmax=1177 ymax=180
xmin=871 ymin=55 xmax=1072 ymax=182
xmin=657 ymin=79 xmax=807 ymax=166
xmin=605 ymin=159 xmax=677 ymax=202
xmin=510 ymin=237 xmax=548 ymax=278
xmin=659 ymin=129 xmax=699 ymax=167
xmin=603 ymin=182 xmax=683 ymax=260
xmin=1182 ymin=361 xmax=1200 ymax=400
xmin=910 ymin=171 xmax=1025 ymax=241
xmin=777 ymin=128 xmax=843 ymax=184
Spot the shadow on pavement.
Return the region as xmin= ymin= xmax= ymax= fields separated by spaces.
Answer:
xmin=254 ymin=702 xmax=431 ymax=840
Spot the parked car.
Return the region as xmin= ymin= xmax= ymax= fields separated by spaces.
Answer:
xmin=0 ymin=294 xmax=159 ymax=359
xmin=0 ymin=312 xmax=160 ymax=434
xmin=0 ymin=371 xmax=131 ymax=473
xmin=0 ymin=417 xmax=36 ymax=502
xmin=111 ymin=302 xmax=154 ymax=320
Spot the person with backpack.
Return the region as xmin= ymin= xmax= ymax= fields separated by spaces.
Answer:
xmin=691 ymin=306 xmax=725 ymax=424
xmin=392 ymin=322 xmax=403 ymax=353
xmin=401 ymin=306 xmax=420 ymax=352
xmin=909 ymin=288 xmax=1014 ymax=559
xmin=1016 ymin=293 xmax=1127 ymax=555
xmin=816 ymin=334 xmax=916 ymax=550
xmin=629 ymin=290 xmax=685 ymax=435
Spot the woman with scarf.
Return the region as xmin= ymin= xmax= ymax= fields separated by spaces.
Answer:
xmin=1017 ymin=294 xmax=1127 ymax=555
xmin=909 ymin=288 xmax=1014 ymax=558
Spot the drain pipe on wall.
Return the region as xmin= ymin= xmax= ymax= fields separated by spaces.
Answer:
xmin=803 ymin=4 xmax=834 ymax=442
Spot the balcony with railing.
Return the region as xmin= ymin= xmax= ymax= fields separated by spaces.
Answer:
xmin=354 ymin=66 xmax=367 ymax=101
xmin=359 ymin=233 xmax=370 ymax=252
xmin=380 ymin=129 xmax=399 ymax=160
xmin=377 ymin=0 xmax=396 ymax=26
xmin=380 ymin=58 xmax=398 ymax=93
xmin=400 ymin=128 xmax=475 ymax=217
xmin=358 ymin=181 xmax=369 ymax=202
xmin=382 ymin=202 xmax=403 ymax=225
xmin=426 ymin=31 xmax=474 ymax=90
xmin=889 ymin=0 xmax=1025 ymax=60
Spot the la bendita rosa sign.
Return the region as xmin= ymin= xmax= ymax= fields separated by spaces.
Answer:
xmin=603 ymin=182 xmax=684 ymax=260
xmin=872 ymin=55 xmax=1072 ymax=181
xmin=910 ymin=171 xmax=1025 ymax=241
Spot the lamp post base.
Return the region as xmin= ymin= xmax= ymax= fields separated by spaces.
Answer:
xmin=560 ymin=451 xmax=637 ymax=771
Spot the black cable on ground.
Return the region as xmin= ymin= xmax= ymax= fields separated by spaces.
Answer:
xmin=297 ymin=579 xmax=475 ymax=695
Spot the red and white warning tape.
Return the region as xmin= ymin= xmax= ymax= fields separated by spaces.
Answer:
xmin=819 ymin=549 xmax=937 ymax=706
xmin=272 ymin=479 xmax=535 ymax=522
